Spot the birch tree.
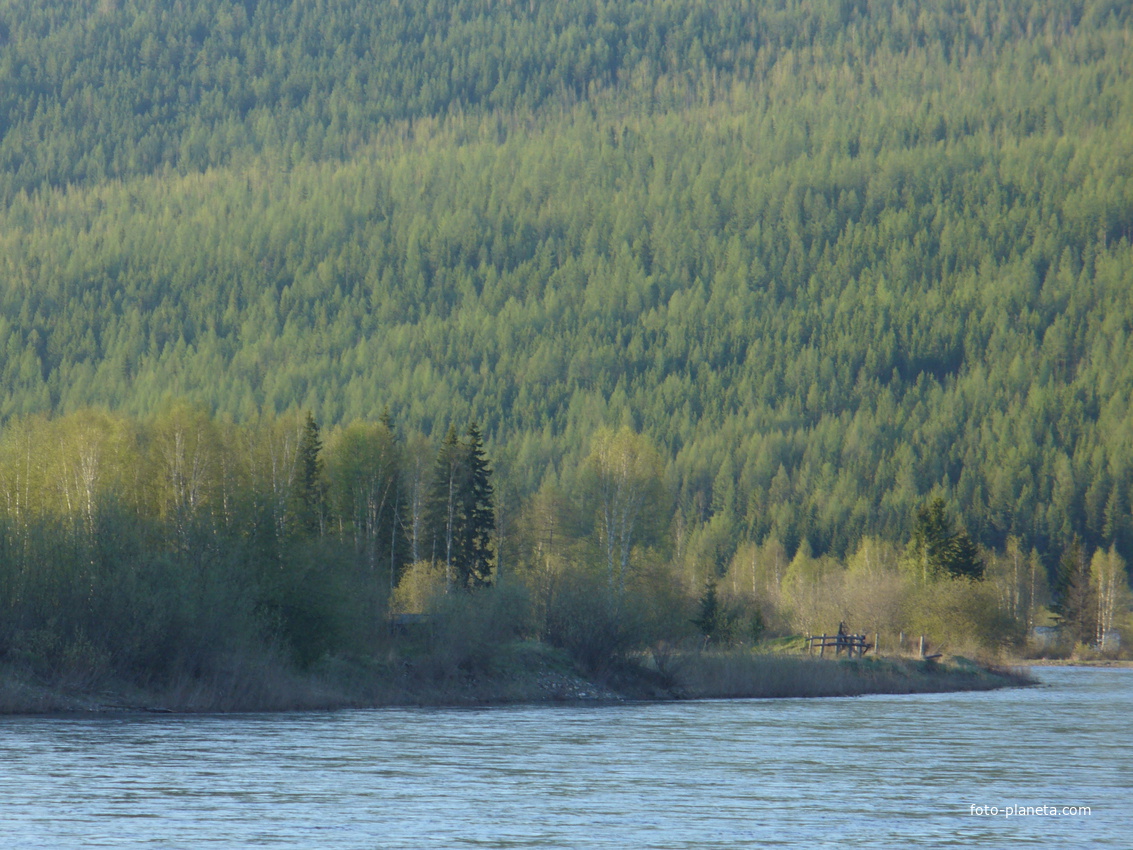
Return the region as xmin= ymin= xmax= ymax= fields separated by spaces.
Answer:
xmin=1091 ymin=546 xmax=1128 ymax=650
xmin=427 ymin=426 xmax=463 ymax=591
xmin=401 ymin=432 xmax=433 ymax=567
xmin=49 ymin=410 xmax=135 ymax=536
xmin=149 ymin=402 xmax=221 ymax=548
xmin=324 ymin=420 xmax=401 ymax=585
xmin=585 ymin=426 xmax=665 ymax=606
xmin=242 ymin=411 xmax=305 ymax=558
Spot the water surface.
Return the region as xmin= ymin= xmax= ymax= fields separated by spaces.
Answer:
xmin=1 ymin=667 xmax=1129 ymax=848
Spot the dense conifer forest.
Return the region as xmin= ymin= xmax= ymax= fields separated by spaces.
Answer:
xmin=1 ymin=0 xmax=1131 ymax=691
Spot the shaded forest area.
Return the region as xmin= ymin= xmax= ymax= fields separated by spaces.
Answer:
xmin=1 ymin=0 xmax=1133 ymax=686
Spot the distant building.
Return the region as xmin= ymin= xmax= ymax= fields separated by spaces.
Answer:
xmin=1098 ymin=629 xmax=1122 ymax=651
xmin=1030 ymin=626 xmax=1122 ymax=651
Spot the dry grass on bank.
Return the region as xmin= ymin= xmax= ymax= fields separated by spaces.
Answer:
xmin=660 ymin=651 xmax=1035 ymax=699
xmin=1 ymin=644 xmax=1035 ymax=715
xmin=0 ymin=640 xmax=620 ymax=714
xmin=0 ymin=659 xmax=352 ymax=715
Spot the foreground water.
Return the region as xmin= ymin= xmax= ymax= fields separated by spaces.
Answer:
xmin=1 ymin=667 xmax=1129 ymax=848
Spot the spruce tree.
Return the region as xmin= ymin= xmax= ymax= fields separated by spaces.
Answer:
xmin=943 ymin=529 xmax=984 ymax=581
xmin=289 ymin=411 xmax=325 ymax=537
xmin=1052 ymin=538 xmax=1097 ymax=647
xmin=459 ymin=422 xmax=495 ymax=589
xmin=423 ymin=423 xmax=495 ymax=590
xmin=910 ymin=497 xmax=984 ymax=581
xmin=693 ymin=580 xmax=736 ymax=645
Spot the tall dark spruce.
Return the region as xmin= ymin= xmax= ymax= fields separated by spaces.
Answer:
xmin=289 ymin=411 xmax=325 ymax=538
xmin=459 ymin=422 xmax=495 ymax=589
xmin=425 ymin=423 xmax=495 ymax=590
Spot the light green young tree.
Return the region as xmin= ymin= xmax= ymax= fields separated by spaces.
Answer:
xmin=324 ymin=419 xmax=400 ymax=583
xmin=1091 ymin=546 xmax=1129 ymax=651
xmin=842 ymin=537 xmax=905 ymax=652
xmin=985 ymin=535 xmax=1048 ymax=631
xmin=46 ymin=409 xmax=138 ymax=535
xmin=781 ymin=542 xmax=842 ymax=638
xmin=584 ymin=426 xmax=667 ymax=605
xmin=147 ymin=401 xmax=224 ymax=548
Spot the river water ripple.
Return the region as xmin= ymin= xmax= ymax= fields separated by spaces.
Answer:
xmin=1 ymin=667 xmax=1129 ymax=848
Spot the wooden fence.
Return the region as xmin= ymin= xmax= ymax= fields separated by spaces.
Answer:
xmin=806 ymin=624 xmax=872 ymax=658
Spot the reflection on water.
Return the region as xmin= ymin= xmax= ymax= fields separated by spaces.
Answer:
xmin=1 ymin=667 xmax=1129 ymax=848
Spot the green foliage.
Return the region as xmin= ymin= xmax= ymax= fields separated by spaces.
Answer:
xmin=287 ymin=411 xmax=325 ymax=537
xmin=2 ymin=0 xmax=1131 ymax=571
xmin=1 ymin=1 xmax=1133 ymax=678
xmin=1052 ymin=538 xmax=1097 ymax=646
xmin=422 ymin=583 xmax=532 ymax=679
xmin=324 ymin=418 xmax=405 ymax=583
xmin=748 ymin=609 xmax=766 ymax=643
xmin=459 ymin=423 xmax=496 ymax=589
xmin=905 ymin=577 xmax=1025 ymax=656
xmin=0 ymin=405 xmax=1121 ymax=686
xmin=424 ymin=423 xmax=496 ymax=589
xmin=693 ymin=580 xmax=742 ymax=645
xmin=584 ymin=426 xmax=668 ymax=602
xmin=909 ymin=497 xmax=985 ymax=581
xmin=541 ymin=566 xmax=639 ymax=673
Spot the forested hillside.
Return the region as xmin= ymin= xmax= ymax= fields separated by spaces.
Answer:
xmin=1 ymin=0 xmax=1132 ymax=572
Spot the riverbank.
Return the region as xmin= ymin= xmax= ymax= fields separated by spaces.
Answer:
xmin=0 ymin=643 xmax=1035 ymax=715
xmin=1018 ymin=658 xmax=1133 ymax=668
xmin=664 ymin=651 xmax=1036 ymax=699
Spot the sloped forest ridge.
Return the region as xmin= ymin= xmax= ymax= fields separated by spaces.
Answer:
xmin=0 ymin=0 xmax=1130 ymax=699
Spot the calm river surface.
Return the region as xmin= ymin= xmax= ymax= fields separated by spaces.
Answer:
xmin=1 ymin=667 xmax=1129 ymax=848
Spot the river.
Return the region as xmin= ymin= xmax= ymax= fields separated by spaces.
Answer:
xmin=1 ymin=667 xmax=1129 ymax=848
